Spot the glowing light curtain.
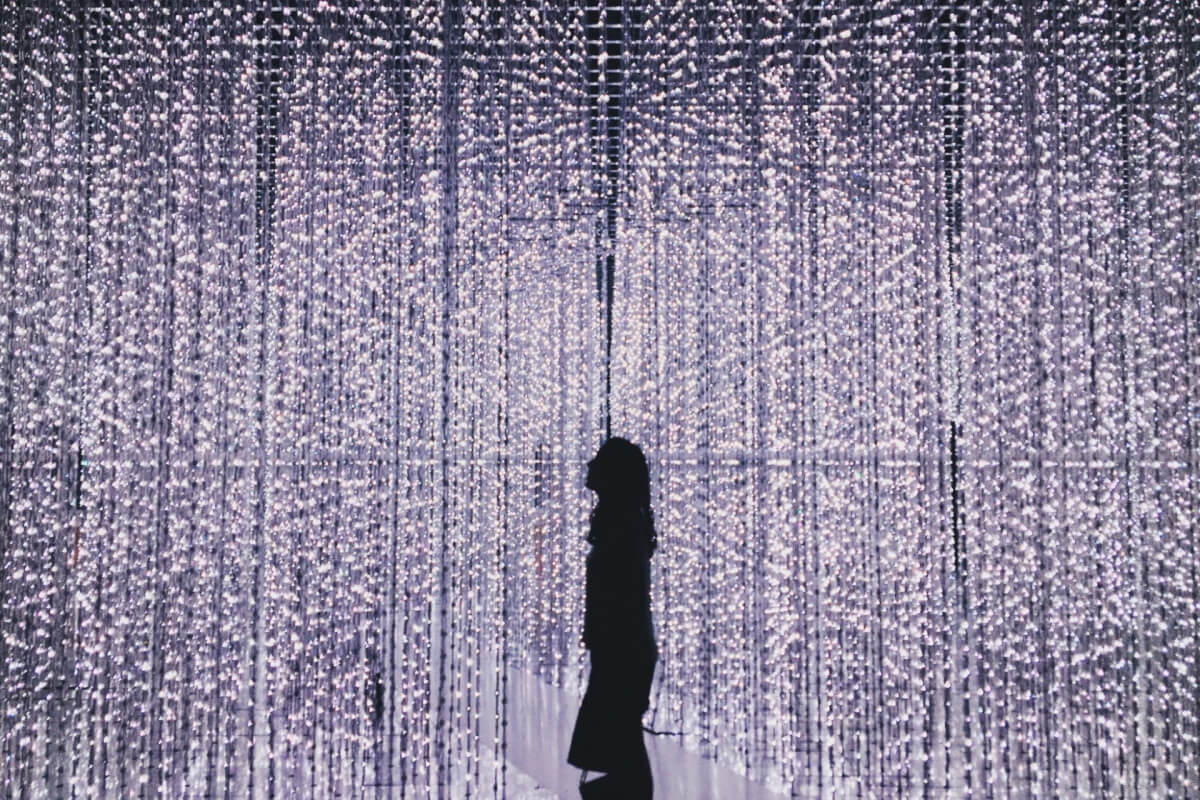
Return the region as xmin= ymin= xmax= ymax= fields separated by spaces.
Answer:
xmin=1 ymin=1 xmax=1196 ymax=799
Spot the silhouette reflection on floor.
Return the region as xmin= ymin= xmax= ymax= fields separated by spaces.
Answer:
xmin=488 ymin=655 xmax=789 ymax=800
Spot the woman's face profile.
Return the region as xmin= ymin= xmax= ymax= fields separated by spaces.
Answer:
xmin=585 ymin=449 xmax=606 ymax=493
xmin=585 ymin=455 xmax=599 ymax=492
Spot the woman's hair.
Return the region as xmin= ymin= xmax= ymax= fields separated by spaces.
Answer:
xmin=587 ymin=436 xmax=658 ymax=556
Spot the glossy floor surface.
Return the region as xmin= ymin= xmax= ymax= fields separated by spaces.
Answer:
xmin=492 ymin=660 xmax=790 ymax=800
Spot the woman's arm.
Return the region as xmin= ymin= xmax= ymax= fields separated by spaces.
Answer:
xmin=584 ymin=533 xmax=650 ymax=651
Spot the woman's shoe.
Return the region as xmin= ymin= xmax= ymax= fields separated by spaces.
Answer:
xmin=578 ymin=773 xmax=618 ymax=799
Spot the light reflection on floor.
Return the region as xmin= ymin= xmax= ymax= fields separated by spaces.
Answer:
xmin=495 ymin=659 xmax=790 ymax=800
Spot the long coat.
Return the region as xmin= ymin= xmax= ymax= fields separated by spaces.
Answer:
xmin=567 ymin=509 xmax=658 ymax=772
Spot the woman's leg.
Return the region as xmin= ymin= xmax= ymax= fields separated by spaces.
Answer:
xmin=607 ymin=719 xmax=651 ymax=799
xmin=627 ymin=728 xmax=652 ymax=795
xmin=607 ymin=649 xmax=654 ymax=798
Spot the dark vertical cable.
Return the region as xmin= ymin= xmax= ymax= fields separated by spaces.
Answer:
xmin=1105 ymin=0 xmax=1134 ymax=793
xmin=145 ymin=4 xmax=182 ymax=796
xmin=796 ymin=6 xmax=824 ymax=787
xmin=938 ymin=4 xmax=969 ymax=794
xmin=495 ymin=2 xmax=513 ymax=791
xmin=585 ymin=0 xmax=627 ymax=441
xmin=63 ymin=2 xmax=92 ymax=795
xmin=383 ymin=4 xmax=412 ymax=796
xmin=436 ymin=0 xmax=461 ymax=794
xmin=860 ymin=3 xmax=889 ymax=789
xmin=696 ymin=1 xmax=715 ymax=758
xmin=250 ymin=7 xmax=282 ymax=800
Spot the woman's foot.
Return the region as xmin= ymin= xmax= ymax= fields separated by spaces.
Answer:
xmin=578 ymin=772 xmax=618 ymax=799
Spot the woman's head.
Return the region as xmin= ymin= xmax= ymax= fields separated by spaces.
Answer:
xmin=586 ymin=437 xmax=648 ymax=503
xmin=586 ymin=437 xmax=657 ymax=555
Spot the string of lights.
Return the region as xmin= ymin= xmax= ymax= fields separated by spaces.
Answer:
xmin=1 ymin=1 xmax=1195 ymax=798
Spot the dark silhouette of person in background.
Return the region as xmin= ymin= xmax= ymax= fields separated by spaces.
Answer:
xmin=567 ymin=437 xmax=658 ymax=799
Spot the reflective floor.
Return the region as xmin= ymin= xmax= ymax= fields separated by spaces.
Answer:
xmin=497 ymin=661 xmax=789 ymax=800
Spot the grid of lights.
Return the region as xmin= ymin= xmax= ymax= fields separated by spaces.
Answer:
xmin=1 ymin=2 xmax=1196 ymax=798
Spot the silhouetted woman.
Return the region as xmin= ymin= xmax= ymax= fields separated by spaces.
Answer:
xmin=567 ymin=437 xmax=658 ymax=799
